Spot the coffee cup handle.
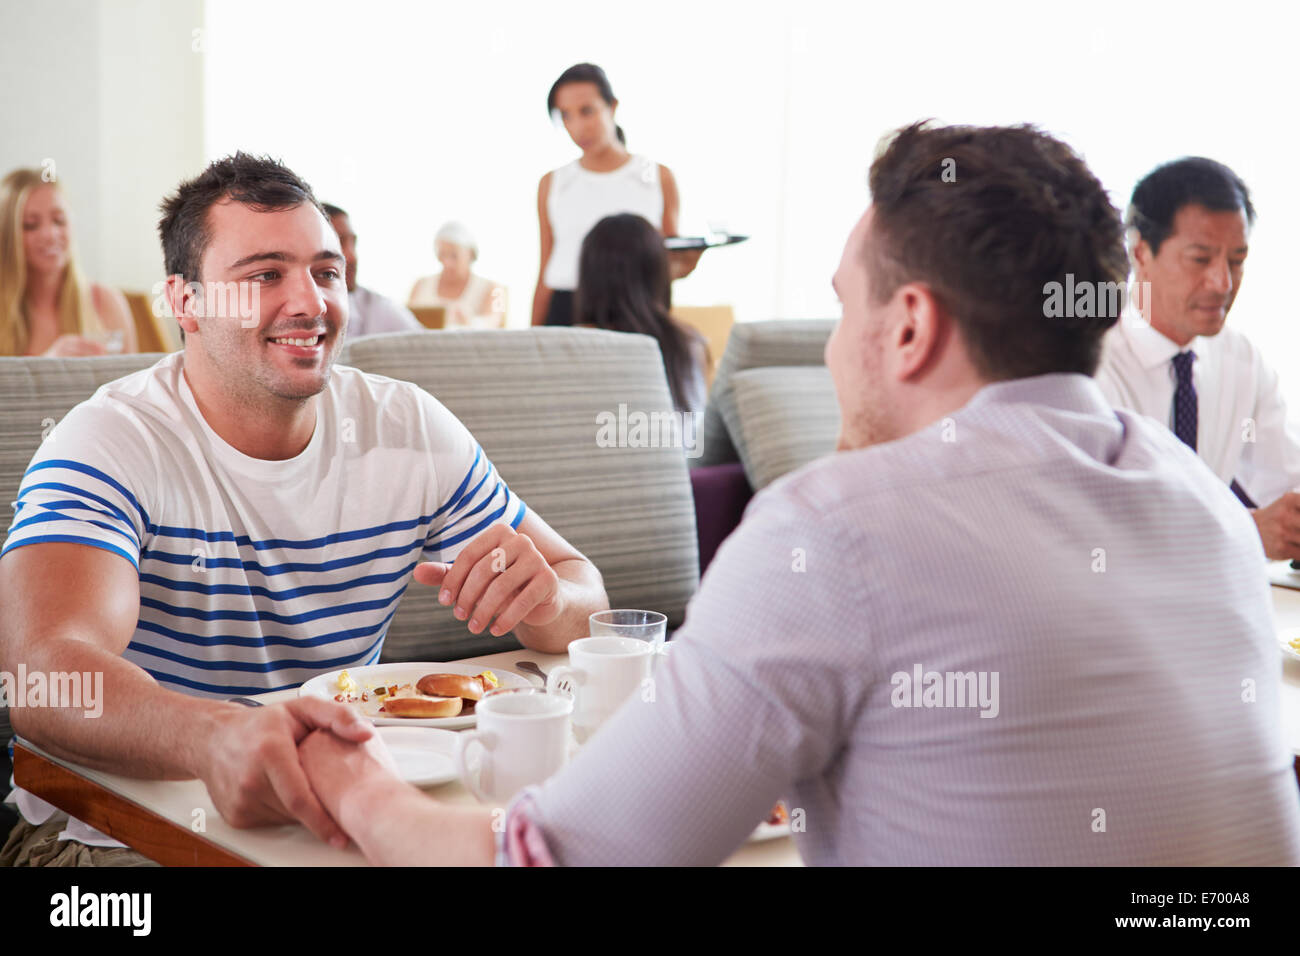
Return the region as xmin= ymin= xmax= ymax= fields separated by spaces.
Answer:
xmin=546 ymin=665 xmax=583 ymax=696
xmin=454 ymin=730 xmax=492 ymax=803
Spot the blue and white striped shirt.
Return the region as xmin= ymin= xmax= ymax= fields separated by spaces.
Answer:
xmin=2 ymin=352 xmax=526 ymax=697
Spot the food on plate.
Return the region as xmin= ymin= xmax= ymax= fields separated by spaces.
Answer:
xmin=333 ymin=668 xmax=366 ymax=703
xmin=322 ymin=667 xmax=507 ymax=718
xmin=381 ymin=694 xmax=463 ymax=718
xmin=766 ymin=802 xmax=789 ymax=826
xmin=378 ymin=682 xmax=463 ymax=718
xmin=416 ymin=670 xmax=499 ymax=701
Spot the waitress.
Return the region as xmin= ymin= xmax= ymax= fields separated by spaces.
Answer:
xmin=532 ymin=63 xmax=698 ymax=326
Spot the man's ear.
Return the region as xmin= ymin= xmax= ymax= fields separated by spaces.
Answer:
xmin=891 ymin=283 xmax=945 ymax=382
xmin=1131 ymin=235 xmax=1153 ymax=275
xmin=166 ymin=275 xmax=201 ymax=335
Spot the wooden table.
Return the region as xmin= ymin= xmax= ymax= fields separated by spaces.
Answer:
xmin=16 ymin=579 xmax=1300 ymax=867
xmin=12 ymin=646 xmax=801 ymax=867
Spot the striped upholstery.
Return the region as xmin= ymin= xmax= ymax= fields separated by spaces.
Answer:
xmin=696 ymin=319 xmax=836 ymax=467
xmin=726 ymin=366 xmax=840 ymax=490
xmin=0 ymin=353 xmax=168 ymax=548
xmin=339 ymin=328 xmax=700 ymax=661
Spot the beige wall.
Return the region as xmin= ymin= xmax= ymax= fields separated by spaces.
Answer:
xmin=0 ymin=0 xmax=205 ymax=293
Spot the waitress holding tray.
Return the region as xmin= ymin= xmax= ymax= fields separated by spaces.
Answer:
xmin=532 ymin=63 xmax=701 ymax=326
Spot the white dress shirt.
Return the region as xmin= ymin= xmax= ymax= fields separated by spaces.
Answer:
xmin=511 ymin=374 xmax=1300 ymax=865
xmin=1096 ymin=309 xmax=1300 ymax=506
xmin=347 ymin=285 xmax=423 ymax=337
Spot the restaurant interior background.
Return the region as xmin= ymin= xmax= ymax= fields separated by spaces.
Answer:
xmin=0 ymin=0 xmax=1293 ymax=393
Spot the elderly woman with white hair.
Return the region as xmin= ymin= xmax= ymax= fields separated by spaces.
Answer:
xmin=408 ymin=222 xmax=505 ymax=328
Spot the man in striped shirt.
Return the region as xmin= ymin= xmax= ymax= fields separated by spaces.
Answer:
xmin=296 ymin=123 xmax=1300 ymax=866
xmin=0 ymin=154 xmax=608 ymax=862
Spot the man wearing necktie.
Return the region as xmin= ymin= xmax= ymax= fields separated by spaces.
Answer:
xmin=1096 ymin=157 xmax=1300 ymax=560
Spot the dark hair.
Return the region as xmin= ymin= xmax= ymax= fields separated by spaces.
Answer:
xmin=158 ymin=152 xmax=326 ymax=282
xmin=866 ymin=121 xmax=1128 ymax=380
xmin=1127 ymin=157 xmax=1254 ymax=256
xmin=547 ymin=62 xmax=625 ymax=146
xmin=576 ymin=214 xmax=699 ymax=412
xmin=321 ymin=202 xmax=348 ymax=220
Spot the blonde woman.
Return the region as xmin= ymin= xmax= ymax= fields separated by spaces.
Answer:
xmin=0 ymin=168 xmax=136 ymax=356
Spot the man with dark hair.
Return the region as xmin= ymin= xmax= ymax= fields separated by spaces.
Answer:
xmin=293 ymin=124 xmax=1300 ymax=866
xmin=1096 ymin=158 xmax=1300 ymax=559
xmin=320 ymin=203 xmax=422 ymax=337
xmin=0 ymin=152 xmax=607 ymax=865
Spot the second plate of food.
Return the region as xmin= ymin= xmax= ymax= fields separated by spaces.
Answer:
xmin=1280 ymin=628 xmax=1300 ymax=664
xmin=299 ymin=661 xmax=531 ymax=729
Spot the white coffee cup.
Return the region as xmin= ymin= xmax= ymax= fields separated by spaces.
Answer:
xmin=453 ymin=687 xmax=573 ymax=804
xmin=547 ymin=636 xmax=654 ymax=744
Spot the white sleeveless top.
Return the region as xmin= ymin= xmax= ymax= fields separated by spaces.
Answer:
xmin=543 ymin=154 xmax=664 ymax=291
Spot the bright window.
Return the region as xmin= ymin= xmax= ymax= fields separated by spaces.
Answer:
xmin=205 ymin=0 xmax=1297 ymax=396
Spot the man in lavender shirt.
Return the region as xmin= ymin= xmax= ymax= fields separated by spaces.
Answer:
xmin=323 ymin=203 xmax=422 ymax=338
xmin=296 ymin=123 xmax=1300 ymax=866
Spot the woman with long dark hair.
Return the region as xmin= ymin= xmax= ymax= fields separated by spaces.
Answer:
xmin=576 ymin=213 xmax=709 ymax=415
xmin=532 ymin=63 xmax=699 ymax=328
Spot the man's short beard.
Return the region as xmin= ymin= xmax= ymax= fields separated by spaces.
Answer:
xmin=842 ymin=327 xmax=900 ymax=449
xmin=843 ymin=396 xmax=899 ymax=450
xmin=202 ymin=330 xmax=334 ymax=411
xmin=253 ymin=360 xmax=333 ymax=405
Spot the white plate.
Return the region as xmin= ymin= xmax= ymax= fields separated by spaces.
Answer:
xmin=1280 ymin=628 xmax=1300 ymax=664
xmin=748 ymin=819 xmax=792 ymax=843
xmin=748 ymin=802 xmax=793 ymax=843
xmin=376 ymin=726 xmax=466 ymax=788
xmin=300 ymin=661 xmax=532 ymax=729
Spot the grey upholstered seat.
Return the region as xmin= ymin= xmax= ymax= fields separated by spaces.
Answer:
xmin=696 ymin=319 xmax=837 ymax=467
xmin=338 ymin=327 xmax=699 ymax=660
xmin=0 ymin=352 xmax=167 ymax=546
xmin=726 ymin=365 xmax=840 ymax=490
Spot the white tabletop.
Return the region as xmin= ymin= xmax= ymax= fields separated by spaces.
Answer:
xmin=22 ymin=645 xmax=800 ymax=867
xmin=25 ymin=577 xmax=1300 ymax=866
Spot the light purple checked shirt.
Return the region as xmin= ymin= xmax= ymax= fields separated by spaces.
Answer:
xmin=505 ymin=373 xmax=1300 ymax=866
xmin=347 ymin=285 xmax=422 ymax=338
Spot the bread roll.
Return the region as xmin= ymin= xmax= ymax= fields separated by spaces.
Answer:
xmin=417 ymin=672 xmax=486 ymax=701
xmin=381 ymin=695 xmax=463 ymax=718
